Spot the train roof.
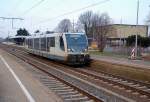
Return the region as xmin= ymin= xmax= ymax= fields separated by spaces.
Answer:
xmin=27 ymin=32 xmax=85 ymax=39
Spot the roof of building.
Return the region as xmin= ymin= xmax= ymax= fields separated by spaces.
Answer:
xmin=111 ymin=24 xmax=148 ymax=27
xmin=9 ymin=36 xmax=28 ymax=39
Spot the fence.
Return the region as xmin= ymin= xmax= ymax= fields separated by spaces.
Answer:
xmin=104 ymin=46 xmax=150 ymax=56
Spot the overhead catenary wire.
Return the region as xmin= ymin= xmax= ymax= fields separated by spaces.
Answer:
xmin=12 ymin=0 xmax=24 ymax=12
xmin=17 ymin=0 xmax=45 ymax=30
xmin=0 ymin=0 xmax=24 ymax=31
xmin=36 ymin=0 xmax=110 ymax=25
xmin=21 ymin=0 xmax=45 ymax=16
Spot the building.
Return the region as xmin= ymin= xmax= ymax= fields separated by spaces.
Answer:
xmin=88 ymin=24 xmax=148 ymax=49
xmin=107 ymin=24 xmax=148 ymax=46
xmin=9 ymin=36 xmax=27 ymax=45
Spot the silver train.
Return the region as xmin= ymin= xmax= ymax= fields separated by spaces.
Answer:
xmin=25 ymin=33 xmax=90 ymax=65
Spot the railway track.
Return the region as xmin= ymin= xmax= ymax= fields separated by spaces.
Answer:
xmin=1 ymin=45 xmax=101 ymax=102
xmin=1 ymin=44 xmax=150 ymax=102
xmin=0 ymin=44 xmax=132 ymax=102
xmin=23 ymin=60 xmax=96 ymax=102
xmin=74 ymin=68 xmax=150 ymax=99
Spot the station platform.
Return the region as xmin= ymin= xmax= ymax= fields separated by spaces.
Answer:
xmin=91 ymin=55 xmax=150 ymax=69
xmin=0 ymin=49 xmax=62 ymax=102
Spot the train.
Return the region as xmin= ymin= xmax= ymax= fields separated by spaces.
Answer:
xmin=25 ymin=32 xmax=90 ymax=65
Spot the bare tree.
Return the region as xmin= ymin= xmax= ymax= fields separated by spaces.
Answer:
xmin=74 ymin=20 xmax=84 ymax=32
xmin=146 ymin=12 xmax=150 ymax=23
xmin=78 ymin=11 xmax=112 ymax=52
xmin=56 ymin=19 xmax=72 ymax=32
xmin=94 ymin=13 xmax=112 ymax=52
xmin=91 ymin=13 xmax=100 ymax=40
xmin=78 ymin=11 xmax=93 ymax=36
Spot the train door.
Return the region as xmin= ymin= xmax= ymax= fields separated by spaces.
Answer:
xmin=60 ymin=36 xmax=65 ymax=51
xmin=54 ymin=36 xmax=60 ymax=59
xmin=49 ymin=37 xmax=55 ymax=59
xmin=46 ymin=37 xmax=50 ymax=52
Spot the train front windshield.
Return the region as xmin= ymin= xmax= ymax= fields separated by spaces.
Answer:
xmin=65 ymin=34 xmax=88 ymax=52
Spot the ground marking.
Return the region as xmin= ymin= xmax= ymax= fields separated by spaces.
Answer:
xmin=0 ymin=55 xmax=35 ymax=102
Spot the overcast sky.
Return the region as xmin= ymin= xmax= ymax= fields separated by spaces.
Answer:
xmin=0 ymin=0 xmax=150 ymax=38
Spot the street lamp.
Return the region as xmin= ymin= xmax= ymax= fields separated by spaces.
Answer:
xmin=135 ymin=0 xmax=139 ymax=58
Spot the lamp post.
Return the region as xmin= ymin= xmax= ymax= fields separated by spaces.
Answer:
xmin=135 ymin=0 xmax=139 ymax=58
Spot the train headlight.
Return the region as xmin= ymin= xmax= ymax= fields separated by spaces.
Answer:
xmin=68 ymin=48 xmax=75 ymax=52
xmin=67 ymin=49 xmax=71 ymax=52
xmin=83 ymin=49 xmax=88 ymax=52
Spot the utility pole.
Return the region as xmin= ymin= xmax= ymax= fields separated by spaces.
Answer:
xmin=0 ymin=17 xmax=24 ymax=29
xmin=120 ymin=17 xmax=122 ymax=47
xmin=135 ymin=0 xmax=139 ymax=58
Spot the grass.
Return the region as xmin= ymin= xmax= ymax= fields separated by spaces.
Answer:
xmin=89 ymin=50 xmax=150 ymax=83
xmin=89 ymin=51 xmax=129 ymax=59
xmin=90 ymin=60 xmax=150 ymax=83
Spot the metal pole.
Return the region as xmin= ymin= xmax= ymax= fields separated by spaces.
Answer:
xmin=73 ymin=19 xmax=75 ymax=32
xmin=120 ymin=18 xmax=122 ymax=47
xmin=8 ymin=31 xmax=9 ymax=43
xmin=135 ymin=0 xmax=139 ymax=58
xmin=0 ymin=17 xmax=24 ymax=29
xmin=12 ymin=19 xmax=14 ymax=29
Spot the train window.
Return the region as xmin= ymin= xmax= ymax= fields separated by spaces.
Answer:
xmin=50 ymin=37 xmax=55 ymax=47
xmin=30 ymin=39 xmax=33 ymax=49
xmin=60 ymin=36 xmax=64 ymax=51
xmin=28 ymin=39 xmax=30 ymax=48
xmin=31 ymin=39 xmax=33 ymax=49
xmin=41 ymin=38 xmax=46 ymax=51
xmin=46 ymin=37 xmax=50 ymax=51
xmin=34 ymin=38 xmax=39 ymax=50
xmin=28 ymin=39 xmax=33 ymax=49
xmin=29 ymin=39 xmax=31 ymax=48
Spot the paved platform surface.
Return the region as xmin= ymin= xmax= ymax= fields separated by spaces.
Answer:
xmin=91 ymin=55 xmax=150 ymax=69
xmin=0 ymin=49 xmax=63 ymax=102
